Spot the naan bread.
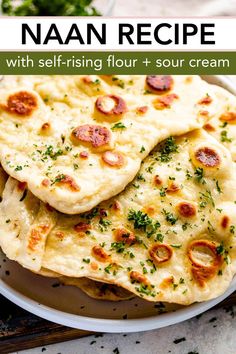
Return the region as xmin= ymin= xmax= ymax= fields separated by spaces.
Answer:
xmin=0 ymin=75 xmax=219 ymax=214
xmin=1 ymin=130 xmax=236 ymax=304
xmin=0 ymin=166 xmax=8 ymax=198
xmin=60 ymin=276 xmax=133 ymax=301
xmin=202 ymin=81 xmax=236 ymax=161
xmin=35 ymin=268 xmax=133 ymax=301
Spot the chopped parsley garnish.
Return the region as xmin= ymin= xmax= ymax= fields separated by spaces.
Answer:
xmin=135 ymin=284 xmax=156 ymax=297
xmin=159 ymin=187 xmax=167 ymax=197
xmin=81 ymin=207 xmax=99 ymax=220
xmin=230 ymin=225 xmax=235 ymax=234
xmin=104 ymin=264 xmax=112 ymax=274
xmin=216 ymin=244 xmax=225 ymax=255
xmin=171 ymin=244 xmax=182 ymax=248
xmin=158 ymin=137 xmax=178 ymax=163
xmin=128 ymin=209 xmax=160 ymax=238
xmin=199 ymin=190 xmax=215 ymax=207
xmin=216 ymin=180 xmax=222 ymax=194
xmin=194 ymin=167 xmax=205 ymax=184
xmin=146 ymin=166 xmax=154 ymax=173
xmin=51 ymin=174 xmax=65 ymax=185
xmin=128 ymin=210 xmax=152 ymax=230
xmin=216 ymin=243 xmax=229 ymax=264
xmin=221 ymin=130 xmax=232 ymax=143
xmin=99 ymin=218 xmax=111 ymax=232
xmin=111 ymin=122 xmax=126 ymax=131
xmin=43 ymin=145 xmax=63 ymax=160
xmin=137 ymin=174 xmax=146 ymax=182
xmin=162 ymin=209 xmax=178 ymax=225
xmin=186 ymin=170 xmax=193 ymax=180
xmin=155 ymin=233 xmax=164 ymax=242
xmin=15 ymin=165 xmax=23 ymax=171
xmin=110 ymin=242 xmax=125 ymax=254
xmin=82 ymin=258 xmax=90 ymax=264
xmin=140 ymin=146 xmax=146 ymax=153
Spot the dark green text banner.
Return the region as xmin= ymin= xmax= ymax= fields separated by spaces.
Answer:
xmin=0 ymin=52 xmax=235 ymax=74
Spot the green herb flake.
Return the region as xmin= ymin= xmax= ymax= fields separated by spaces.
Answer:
xmin=158 ymin=137 xmax=178 ymax=163
xmin=221 ymin=130 xmax=232 ymax=143
xmin=162 ymin=209 xmax=178 ymax=225
xmin=111 ymin=122 xmax=126 ymax=131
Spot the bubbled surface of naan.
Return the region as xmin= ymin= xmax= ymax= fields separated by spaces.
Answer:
xmin=0 ymin=75 xmax=220 ymax=214
xmin=1 ymin=130 xmax=236 ymax=304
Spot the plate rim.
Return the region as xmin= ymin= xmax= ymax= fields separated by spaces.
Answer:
xmin=0 ymin=75 xmax=236 ymax=333
xmin=0 ymin=276 xmax=235 ymax=332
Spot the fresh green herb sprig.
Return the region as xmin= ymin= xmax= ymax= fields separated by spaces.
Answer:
xmin=2 ymin=0 xmax=100 ymax=16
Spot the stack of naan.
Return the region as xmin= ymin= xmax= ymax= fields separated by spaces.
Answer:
xmin=0 ymin=75 xmax=236 ymax=304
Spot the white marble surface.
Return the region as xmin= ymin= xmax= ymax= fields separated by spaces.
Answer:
xmin=113 ymin=0 xmax=236 ymax=16
xmin=17 ymin=305 xmax=236 ymax=354
xmin=15 ymin=2 xmax=236 ymax=353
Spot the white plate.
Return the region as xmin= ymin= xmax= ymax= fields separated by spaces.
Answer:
xmin=0 ymin=75 xmax=236 ymax=333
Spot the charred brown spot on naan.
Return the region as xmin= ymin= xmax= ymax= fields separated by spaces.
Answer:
xmin=166 ymin=181 xmax=180 ymax=194
xmin=129 ymin=271 xmax=150 ymax=286
xmin=41 ymin=178 xmax=50 ymax=187
xmin=79 ymin=151 xmax=89 ymax=159
xmin=153 ymin=93 xmax=178 ymax=110
xmin=71 ymin=124 xmax=111 ymax=149
xmin=114 ymin=228 xmax=136 ymax=245
xmin=159 ymin=276 xmax=174 ymax=289
xmin=219 ymin=111 xmax=236 ymax=124
xmin=177 ymin=202 xmax=196 ymax=218
xmin=92 ymin=245 xmax=110 ymax=262
xmin=102 ymin=151 xmax=124 ymax=168
xmin=40 ymin=122 xmax=51 ymax=134
xmin=55 ymin=231 xmax=64 ymax=240
xmin=90 ymin=262 xmax=98 ymax=270
xmin=112 ymin=200 xmax=121 ymax=212
xmin=188 ymin=240 xmax=223 ymax=286
xmin=221 ymin=216 xmax=230 ymax=229
xmin=199 ymin=110 xmax=209 ymax=117
xmin=194 ymin=147 xmax=221 ymax=168
xmin=28 ymin=225 xmax=49 ymax=252
xmin=203 ymin=123 xmax=216 ymax=132
xmin=144 ymin=205 xmax=156 ymax=216
xmin=198 ymin=95 xmax=213 ymax=105
xmin=95 ymin=95 xmax=127 ymax=116
xmin=191 ymin=267 xmax=218 ymax=287
xmin=82 ymin=76 xmax=94 ymax=84
xmin=149 ymin=244 xmax=173 ymax=265
xmin=74 ymin=222 xmax=91 ymax=234
xmin=54 ymin=174 xmax=80 ymax=192
xmin=99 ymin=208 xmax=108 ymax=217
xmin=185 ymin=76 xmax=193 ymax=84
xmin=4 ymin=91 xmax=38 ymax=116
xmin=154 ymin=175 xmax=162 ymax=186
xmin=146 ymin=75 xmax=173 ymax=94
xmin=136 ymin=105 xmax=148 ymax=115
xmin=188 ymin=240 xmax=222 ymax=268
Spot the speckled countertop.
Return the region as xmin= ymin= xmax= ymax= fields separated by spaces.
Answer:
xmin=14 ymin=2 xmax=236 ymax=353
xmin=16 ymin=305 xmax=236 ymax=354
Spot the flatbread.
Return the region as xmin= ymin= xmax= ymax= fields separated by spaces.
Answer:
xmin=35 ymin=268 xmax=133 ymax=301
xmin=60 ymin=276 xmax=133 ymax=301
xmin=0 ymin=166 xmax=8 ymax=198
xmin=1 ymin=129 xmax=236 ymax=304
xmin=202 ymin=81 xmax=236 ymax=161
xmin=0 ymin=75 xmax=218 ymax=214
